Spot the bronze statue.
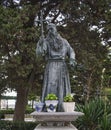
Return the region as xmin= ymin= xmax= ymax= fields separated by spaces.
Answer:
xmin=36 ymin=23 xmax=76 ymax=111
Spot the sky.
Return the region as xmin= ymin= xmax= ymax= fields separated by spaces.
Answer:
xmin=4 ymin=90 xmax=17 ymax=96
xmin=1 ymin=90 xmax=16 ymax=108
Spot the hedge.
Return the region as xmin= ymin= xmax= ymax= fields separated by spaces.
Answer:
xmin=0 ymin=120 xmax=37 ymax=130
xmin=0 ymin=108 xmax=34 ymax=120
xmin=0 ymin=108 xmax=34 ymax=115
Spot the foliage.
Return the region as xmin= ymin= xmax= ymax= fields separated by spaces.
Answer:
xmin=75 ymin=98 xmax=111 ymax=130
xmin=45 ymin=93 xmax=58 ymax=100
xmin=1 ymin=96 xmax=16 ymax=99
xmin=99 ymin=114 xmax=111 ymax=130
xmin=103 ymin=88 xmax=111 ymax=101
xmin=64 ymin=94 xmax=74 ymax=102
xmin=0 ymin=120 xmax=37 ymax=130
xmin=0 ymin=5 xmax=42 ymax=93
xmin=0 ymin=4 xmax=42 ymax=121
xmin=0 ymin=113 xmax=5 ymax=119
xmin=102 ymin=52 xmax=111 ymax=88
xmin=0 ymin=120 xmax=12 ymax=130
xmin=61 ymin=0 xmax=111 ymax=100
xmin=0 ymin=108 xmax=34 ymax=115
xmin=28 ymin=93 xmax=37 ymax=101
xmin=0 ymin=109 xmax=15 ymax=115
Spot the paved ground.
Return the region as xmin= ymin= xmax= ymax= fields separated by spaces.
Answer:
xmin=2 ymin=118 xmax=35 ymax=122
xmin=1 ymin=114 xmax=35 ymax=122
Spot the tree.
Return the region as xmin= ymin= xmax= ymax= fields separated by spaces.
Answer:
xmin=54 ymin=0 xmax=110 ymax=100
xmin=0 ymin=5 xmax=41 ymax=121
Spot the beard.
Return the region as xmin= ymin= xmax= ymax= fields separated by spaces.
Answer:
xmin=47 ymin=33 xmax=63 ymax=51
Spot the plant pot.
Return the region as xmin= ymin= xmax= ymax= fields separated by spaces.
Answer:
xmin=63 ymin=102 xmax=75 ymax=112
xmin=45 ymin=100 xmax=58 ymax=112
xmin=35 ymin=102 xmax=44 ymax=112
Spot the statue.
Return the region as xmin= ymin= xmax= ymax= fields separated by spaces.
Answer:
xmin=36 ymin=23 xmax=76 ymax=111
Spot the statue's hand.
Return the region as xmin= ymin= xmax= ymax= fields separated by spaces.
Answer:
xmin=69 ymin=59 xmax=77 ymax=68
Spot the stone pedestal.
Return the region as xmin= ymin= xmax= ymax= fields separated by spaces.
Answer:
xmin=34 ymin=124 xmax=77 ymax=130
xmin=31 ymin=111 xmax=84 ymax=130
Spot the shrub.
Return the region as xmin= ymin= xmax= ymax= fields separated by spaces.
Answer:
xmin=0 ymin=113 xmax=5 ymax=119
xmin=11 ymin=121 xmax=37 ymax=130
xmin=0 ymin=109 xmax=14 ymax=114
xmin=0 ymin=108 xmax=34 ymax=115
xmin=75 ymin=98 xmax=111 ymax=130
xmin=99 ymin=114 xmax=111 ymax=130
xmin=0 ymin=120 xmax=12 ymax=130
xmin=0 ymin=120 xmax=37 ymax=130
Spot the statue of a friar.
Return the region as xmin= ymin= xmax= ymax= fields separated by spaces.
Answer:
xmin=36 ymin=23 xmax=76 ymax=111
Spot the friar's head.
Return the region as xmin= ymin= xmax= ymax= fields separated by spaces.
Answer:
xmin=46 ymin=23 xmax=63 ymax=51
xmin=47 ymin=23 xmax=58 ymax=37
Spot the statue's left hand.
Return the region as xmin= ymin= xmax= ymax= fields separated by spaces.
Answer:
xmin=69 ymin=59 xmax=77 ymax=68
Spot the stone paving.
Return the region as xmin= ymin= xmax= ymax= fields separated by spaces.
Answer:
xmin=2 ymin=117 xmax=35 ymax=122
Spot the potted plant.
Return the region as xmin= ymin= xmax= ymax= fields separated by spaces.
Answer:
xmin=34 ymin=97 xmax=44 ymax=112
xmin=35 ymin=102 xmax=44 ymax=112
xmin=63 ymin=94 xmax=75 ymax=112
xmin=45 ymin=93 xmax=58 ymax=112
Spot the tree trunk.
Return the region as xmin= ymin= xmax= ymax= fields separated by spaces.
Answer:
xmin=0 ymin=99 xmax=1 ymax=109
xmin=0 ymin=95 xmax=1 ymax=109
xmin=13 ymin=86 xmax=29 ymax=121
xmin=86 ymin=71 xmax=93 ymax=101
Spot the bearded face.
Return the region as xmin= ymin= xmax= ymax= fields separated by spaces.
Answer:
xmin=46 ymin=24 xmax=63 ymax=51
xmin=48 ymin=26 xmax=57 ymax=37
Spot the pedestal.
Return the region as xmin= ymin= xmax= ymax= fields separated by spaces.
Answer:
xmin=34 ymin=124 xmax=77 ymax=130
xmin=31 ymin=111 xmax=84 ymax=130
